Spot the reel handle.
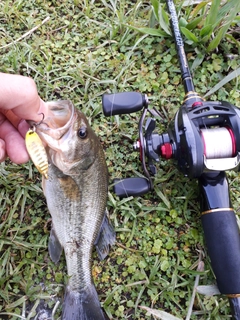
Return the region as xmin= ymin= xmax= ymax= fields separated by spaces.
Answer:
xmin=102 ymin=92 xmax=148 ymax=116
xmin=113 ymin=177 xmax=151 ymax=198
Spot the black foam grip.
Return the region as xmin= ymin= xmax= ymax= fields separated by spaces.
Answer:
xmin=113 ymin=178 xmax=150 ymax=198
xmin=102 ymin=92 xmax=147 ymax=116
xmin=201 ymin=209 xmax=240 ymax=294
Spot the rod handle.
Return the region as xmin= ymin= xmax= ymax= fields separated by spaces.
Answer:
xmin=201 ymin=209 xmax=240 ymax=294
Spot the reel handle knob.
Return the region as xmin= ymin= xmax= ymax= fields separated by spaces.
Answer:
xmin=113 ymin=177 xmax=151 ymax=198
xmin=102 ymin=92 xmax=148 ymax=116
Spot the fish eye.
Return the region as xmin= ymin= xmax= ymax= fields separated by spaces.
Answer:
xmin=78 ymin=127 xmax=87 ymax=139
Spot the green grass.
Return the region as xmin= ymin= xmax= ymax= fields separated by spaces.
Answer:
xmin=0 ymin=0 xmax=240 ymax=319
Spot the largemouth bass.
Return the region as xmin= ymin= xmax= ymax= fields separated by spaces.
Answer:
xmin=32 ymin=100 xmax=115 ymax=320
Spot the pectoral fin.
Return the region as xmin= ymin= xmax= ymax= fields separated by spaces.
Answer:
xmin=94 ymin=210 xmax=115 ymax=260
xmin=48 ymin=227 xmax=63 ymax=263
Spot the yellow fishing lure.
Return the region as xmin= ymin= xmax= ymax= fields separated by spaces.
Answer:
xmin=25 ymin=128 xmax=49 ymax=179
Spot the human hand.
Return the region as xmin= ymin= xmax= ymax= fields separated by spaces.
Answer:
xmin=0 ymin=73 xmax=47 ymax=164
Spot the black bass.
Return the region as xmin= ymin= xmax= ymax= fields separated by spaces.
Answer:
xmin=33 ymin=100 xmax=115 ymax=320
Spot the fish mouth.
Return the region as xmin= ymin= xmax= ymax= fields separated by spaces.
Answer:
xmin=28 ymin=100 xmax=85 ymax=172
xmin=34 ymin=100 xmax=76 ymax=141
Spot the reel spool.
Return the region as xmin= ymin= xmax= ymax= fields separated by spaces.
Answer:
xmin=199 ymin=126 xmax=239 ymax=172
xmin=201 ymin=127 xmax=236 ymax=159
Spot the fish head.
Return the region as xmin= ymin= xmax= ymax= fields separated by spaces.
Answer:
xmin=34 ymin=100 xmax=100 ymax=174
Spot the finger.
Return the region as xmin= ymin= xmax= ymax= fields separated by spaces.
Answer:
xmin=0 ymin=117 xmax=29 ymax=164
xmin=13 ymin=98 xmax=48 ymax=122
xmin=0 ymin=109 xmax=30 ymax=137
xmin=0 ymin=73 xmax=47 ymax=122
xmin=1 ymin=99 xmax=47 ymax=124
xmin=0 ymin=139 xmax=7 ymax=162
xmin=0 ymin=109 xmax=20 ymax=128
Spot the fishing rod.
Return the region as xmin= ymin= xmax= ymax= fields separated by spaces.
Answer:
xmin=102 ymin=0 xmax=240 ymax=318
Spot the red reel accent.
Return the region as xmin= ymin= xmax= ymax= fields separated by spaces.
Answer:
xmin=161 ymin=143 xmax=173 ymax=159
xmin=226 ymin=127 xmax=236 ymax=156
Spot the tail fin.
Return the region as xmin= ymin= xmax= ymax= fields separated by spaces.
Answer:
xmin=62 ymin=284 xmax=109 ymax=320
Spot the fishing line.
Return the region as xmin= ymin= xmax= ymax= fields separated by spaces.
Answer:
xmin=201 ymin=127 xmax=235 ymax=159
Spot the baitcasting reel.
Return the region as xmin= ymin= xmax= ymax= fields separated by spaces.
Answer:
xmin=102 ymin=91 xmax=240 ymax=198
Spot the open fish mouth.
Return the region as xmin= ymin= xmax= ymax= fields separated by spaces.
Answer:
xmin=36 ymin=100 xmax=76 ymax=140
xmin=26 ymin=101 xmax=79 ymax=172
xmin=25 ymin=101 xmax=76 ymax=179
xmin=27 ymin=100 xmax=76 ymax=142
xmin=30 ymin=100 xmax=94 ymax=173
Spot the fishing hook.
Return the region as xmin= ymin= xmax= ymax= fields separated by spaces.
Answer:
xmin=30 ymin=113 xmax=46 ymax=131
